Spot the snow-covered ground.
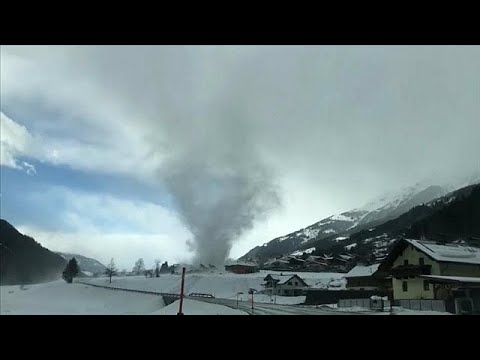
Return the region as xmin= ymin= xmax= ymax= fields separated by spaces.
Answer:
xmin=1 ymin=270 xmax=346 ymax=314
xmin=0 ymin=280 xmax=250 ymax=315
xmin=83 ymin=270 xmax=344 ymax=304
xmin=0 ymin=280 xmax=164 ymax=315
xmin=391 ymin=307 xmax=452 ymax=315
xmin=320 ymin=304 xmax=451 ymax=315
xmin=152 ymin=299 xmax=247 ymax=315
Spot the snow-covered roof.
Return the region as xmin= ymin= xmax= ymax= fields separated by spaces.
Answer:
xmin=264 ymin=274 xmax=307 ymax=285
xmin=344 ymin=263 xmax=380 ymax=278
xmin=405 ymin=239 xmax=480 ymax=265
xmin=304 ymin=278 xmax=347 ymax=289
xmin=225 ymin=260 xmax=258 ymax=267
xmin=290 ymin=247 xmax=315 ymax=257
xmin=264 ymin=258 xmax=291 ymax=266
xmin=265 ymin=274 xmax=292 ymax=281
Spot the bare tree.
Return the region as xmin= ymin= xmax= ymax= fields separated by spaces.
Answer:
xmin=105 ymin=258 xmax=117 ymax=283
xmin=132 ymin=258 xmax=145 ymax=275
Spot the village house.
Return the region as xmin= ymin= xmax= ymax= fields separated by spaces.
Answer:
xmin=263 ymin=274 xmax=309 ymax=296
xmin=263 ymin=257 xmax=292 ymax=271
xmin=224 ymin=260 xmax=259 ymax=274
xmin=344 ymin=263 xmax=391 ymax=291
xmin=380 ymin=238 xmax=480 ymax=314
xmin=303 ymin=255 xmax=328 ymax=271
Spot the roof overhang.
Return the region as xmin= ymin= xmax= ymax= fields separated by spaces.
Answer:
xmin=420 ymin=275 xmax=480 ymax=287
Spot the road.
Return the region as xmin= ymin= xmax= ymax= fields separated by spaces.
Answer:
xmin=77 ymin=280 xmax=364 ymax=315
xmin=197 ymin=298 xmax=363 ymax=315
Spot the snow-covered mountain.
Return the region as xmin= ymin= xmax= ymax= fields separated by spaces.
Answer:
xmin=344 ymin=182 xmax=480 ymax=262
xmin=240 ymin=183 xmax=448 ymax=263
xmin=55 ymin=252 xmax=107 ymax=275
xmin=357 ymin=184 xmax=448 ymax=226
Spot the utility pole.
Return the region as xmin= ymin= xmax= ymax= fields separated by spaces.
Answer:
xmin=177 ymin=267 xmax=186 ymax=315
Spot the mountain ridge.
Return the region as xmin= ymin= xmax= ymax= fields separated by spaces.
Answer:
xmin=239 ymin=181 xmax=475 ymax=263
xmin=55 ymin=252 xmax=107 ymax=275
xmin=0 ymin=219 xmax=67 ymax=285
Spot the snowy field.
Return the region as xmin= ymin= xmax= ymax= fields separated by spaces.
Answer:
xmin=83 ymin=270 xmax=345 ymax=305
xmin=0 ymin=280 xmax=164 ymax=315
xmin=0 ymin=270 xmax=349 ymax=315
xmin=0 ymin=280 xmax=248 ymax=315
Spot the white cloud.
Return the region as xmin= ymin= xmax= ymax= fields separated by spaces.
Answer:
xmin=21 ymin=161 xmax=36 ymax=175
xmin=1 ymin=48 xmax=166 ymax=181
xmin=18 ymin=229 xmax=192 ymax=271
xmin=0 ymin=110 xmax=164 ymax=181
xmin=0 ymin=111 xmax=37 ymax=174
xmin=17 ymin=186 xmax=193 ymax=269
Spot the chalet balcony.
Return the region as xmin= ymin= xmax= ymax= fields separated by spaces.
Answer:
xmin=390 ymin=264 xmax=432 ymax=279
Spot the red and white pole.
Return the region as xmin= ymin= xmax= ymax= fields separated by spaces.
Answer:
xmin=251 ymin=290 xmax=254 ymax=315
xmin=177 ymin=267 xmax=186 ymax=315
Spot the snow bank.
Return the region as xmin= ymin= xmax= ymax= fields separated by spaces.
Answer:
xmin=320 ymin=304 xmax=451 ymax=315
xmin=151 ymin=299 xmax=247 ymax=315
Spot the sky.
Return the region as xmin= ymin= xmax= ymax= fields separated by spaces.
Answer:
xmin=1 ymin=45 xmax=480 ymax=269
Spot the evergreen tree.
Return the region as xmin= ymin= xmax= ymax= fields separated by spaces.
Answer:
xmin=62 ymin=257 xmax=80 ymax=283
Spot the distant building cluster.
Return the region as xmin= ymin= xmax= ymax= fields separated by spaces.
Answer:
xmin=226 ymin=238 xmax=480 ymax=314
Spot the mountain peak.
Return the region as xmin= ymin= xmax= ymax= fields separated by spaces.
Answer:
xmin=240 ymin=182 xmax=450 ymax=263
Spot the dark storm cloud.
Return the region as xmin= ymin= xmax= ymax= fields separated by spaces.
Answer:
xmin=2 ymin=45 xmax=479 ymax=262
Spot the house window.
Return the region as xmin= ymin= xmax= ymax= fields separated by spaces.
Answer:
xmin=295 ymin=282 xmax=298 ymax=286
xmin=288 ymin=281 xmax=292 ymax=285
xmin=419 ymin=258 xmax=425 ymax=266
xmin=402 ymin=281 xmax=408 ymax=292
xmin=424 ymin=280 xmax=430 ymax=291
xmin=404 ymin=259 xmax=409 ymax=266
